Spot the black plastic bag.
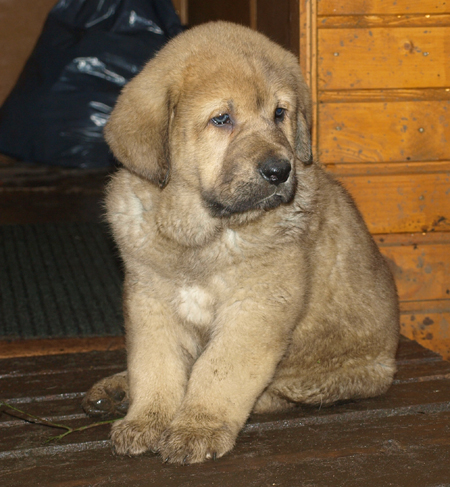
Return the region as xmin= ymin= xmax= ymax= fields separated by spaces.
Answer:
xmin=0 ymin=0 xmax=182 ymax=168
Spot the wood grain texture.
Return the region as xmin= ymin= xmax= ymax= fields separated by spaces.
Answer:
xmin=320 ymin=88 xmax=450 ymax=103
xmin=319 ymin=100 xmax=450 ymax=163
xmin=400 ymin=301 xmax=450 ymax=360
xmin=319 ymin=27 xmax=450 ymax=90
xmin=375 ymin=233 xmax=450 ymax=359
xmin=376 ymin=233 xmax=450 ymax=302
xmin=326 ymin=160 xmax=450 ymax=176
xmin=0 ymin=336 xmax=125 ymax=359
xmin=334 ymin=171 xmax=450 ymax=234
xmin=319 ymin=13 xmax=450 ymax=29
xmin=317 ymin=0 xmax=450 ymax=16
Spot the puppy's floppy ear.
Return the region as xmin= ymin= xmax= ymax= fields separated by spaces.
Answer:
xmin=296 ymin=113 xmax=313 ymax=165
xmin=104 ymin=70 xmax=174 ymax=188
xmin=295 ymin=76 xmax=313 ymax=164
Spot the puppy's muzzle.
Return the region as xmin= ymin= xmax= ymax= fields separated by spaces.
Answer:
xmin=259 ymin=158 xmax=292 ymax=186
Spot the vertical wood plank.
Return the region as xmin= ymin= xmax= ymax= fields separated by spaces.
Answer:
xmin=171 ymin=0 xmax=188 ymax=25
xmin=299 ymin=0 xmax=319 ymax=155
xmin=250 ymin=0 xmax=258 ymax=30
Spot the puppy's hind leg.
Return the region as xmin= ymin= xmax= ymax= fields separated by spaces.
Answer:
xmin=252 ymin=388 xmax=296 ymax=414
xmin=82 ymin=371 xmax=129 ymax=418
xmin=269 ymin=354 xmax=397 ymax=408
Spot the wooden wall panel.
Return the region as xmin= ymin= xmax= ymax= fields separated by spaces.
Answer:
xmin=318 ymin=27 xmax=450 ymax=90
xmin=319 ymin=100 xmax=450 ymax=163
xmin=387 ymin=241 xmax=450 ymax=360
xmin=318 ymin=0 xmax=450 ymax=16
xmin=400 ymin=300 xmax=450 ymax=360
xmin=376 ymin=233 xmax=450 ymax=302
xmin=337 ymin=171 xmax=450 ymax=234
xmin=300 ymin=0 xmax=450 ymax=356
xmin=376 ymin=234 xmax=450 ymax=359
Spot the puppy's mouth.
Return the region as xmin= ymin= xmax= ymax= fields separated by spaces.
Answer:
xmin=203 ymin=177 xmax=296 ymax=218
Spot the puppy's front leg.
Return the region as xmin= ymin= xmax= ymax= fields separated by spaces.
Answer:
xmin=111 ymin=288 xmax=193 ymax=456
xmin=159 ymin=303 xmax=295 ymax=464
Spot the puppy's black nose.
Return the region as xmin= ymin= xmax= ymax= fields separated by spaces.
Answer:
xmin=259 ymin=158 xmax=291 ymax=185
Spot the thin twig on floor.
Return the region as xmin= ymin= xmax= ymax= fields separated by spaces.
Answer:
xmin=0 ymin=401 xmax=121 ymax=442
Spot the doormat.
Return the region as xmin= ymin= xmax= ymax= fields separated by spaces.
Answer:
xmin=0 ymin=222 xmax=124 ymax=338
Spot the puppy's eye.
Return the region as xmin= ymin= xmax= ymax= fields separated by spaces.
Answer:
xmin=275 ymin=107 xmax=286 ymax=122
xmin=211 ymin=114 xmax=232 ymax=126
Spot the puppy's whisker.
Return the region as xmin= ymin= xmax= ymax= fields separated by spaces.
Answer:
xmin=255 ymin=189 xmax=278 ymax=206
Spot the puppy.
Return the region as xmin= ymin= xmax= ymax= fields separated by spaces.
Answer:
xmin=83 ymin=21 xmax=399 ymax=464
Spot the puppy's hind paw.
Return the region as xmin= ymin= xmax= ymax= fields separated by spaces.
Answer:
xmin=82 ymin=371 xmax=129 ymax=418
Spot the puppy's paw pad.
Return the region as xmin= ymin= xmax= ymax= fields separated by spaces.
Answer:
xmin=82 ymin=372 xmax=129 ymax=418
xmin=159 ymin=420 xmax=236 ymax=464
xmin=111 ymin=418 xmax=162 ymax=456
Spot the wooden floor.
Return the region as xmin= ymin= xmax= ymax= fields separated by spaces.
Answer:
xmin=0 ymin=336 xmax=449 ymax=486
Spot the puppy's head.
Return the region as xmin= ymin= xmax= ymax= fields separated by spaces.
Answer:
xmin=105 ymin=22 xmax=312 ymax=217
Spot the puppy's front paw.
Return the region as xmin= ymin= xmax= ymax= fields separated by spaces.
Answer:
xmin=111 ymin=416 xmax=165 ymax=456
xmin=159 ymin=413 xmax=236 ymax=464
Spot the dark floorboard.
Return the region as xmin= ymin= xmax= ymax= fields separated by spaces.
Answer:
xmin=0 ymin=157 xmax=110 ymax=225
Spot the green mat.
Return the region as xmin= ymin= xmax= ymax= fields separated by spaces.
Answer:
xmin=0 ymin=222 xmax=124 ymax=338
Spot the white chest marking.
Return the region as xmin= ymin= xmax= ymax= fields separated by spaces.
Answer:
xmin=224 ymin=228 xmax=242 ymax=253
xmin=177 ymin=285 xmax=215 ymax=327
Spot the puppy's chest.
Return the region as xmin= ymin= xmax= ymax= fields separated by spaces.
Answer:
xmin=175 ymin=284 xmax=216 ymax=328
xmin=173 ymin=230 xmax=245 ymax=328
